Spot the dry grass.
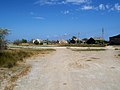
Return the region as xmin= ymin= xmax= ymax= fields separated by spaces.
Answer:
xmin=58 ymin=44 xmax=106 ymax=47
xmin=72 ymin=49 xmax=106 ymax=51
xmin=115 ymin=48 xmax=120 ymax=50
xmin=0 ymin=48 xmax=55 ymax=68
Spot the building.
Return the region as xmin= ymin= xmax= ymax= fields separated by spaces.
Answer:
xmin=87 ymin=38 xmax=95 ymax=44
xmin=59 ymin=40 xmax=68 ymax=44
xmin=94 ymin=37 xmax=104 ymax=44
xmin=33 ymin=39 xmax=42 ymax=44
xmin=109 ymin=34 xmax=120 ymax=45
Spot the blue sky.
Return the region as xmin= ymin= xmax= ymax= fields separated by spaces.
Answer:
xmin=0 ymin=0 xmax=120 ymax=41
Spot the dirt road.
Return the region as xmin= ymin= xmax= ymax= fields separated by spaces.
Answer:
xmin=14 ymin=48 xmax=120 ymax=90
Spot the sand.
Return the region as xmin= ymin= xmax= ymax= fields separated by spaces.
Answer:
xmin=13 ymin=47 xmax=120 ymax=90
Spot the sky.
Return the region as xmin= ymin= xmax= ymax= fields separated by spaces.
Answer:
xmin=0 ymin=0 xmax=120 ymax=41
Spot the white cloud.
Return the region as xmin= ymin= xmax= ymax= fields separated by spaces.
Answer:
xmin=30 ymin=12 xmax=45 ymax=20
xmin=106 ymin=3 xmax=120 ymax=11
xmin=34 ymin=0 xmax=91 ymax=5
xmin=34 ymin=0 xmax=57 ymax=5
xmin=81 ymin=5 xmax=94 ymax=10
xmin=65 ymin=0 xmax=90 ymax=4
xmin=33 ymin=16 xmax=45 ymax=20
xmin=105 ymin=5 xmax=110 ymax=9
xmin=34 ymin=0 xmax=120 ymax=12
xmin=114 ymin=3 xmax=120 ymax=11
xmin=63 ymin=10 xmax=70 ymax=14
xmin=80 ymin=4 xmax=119 ymax=11
xmin=99 ymin=4 xmax=105 ymax=10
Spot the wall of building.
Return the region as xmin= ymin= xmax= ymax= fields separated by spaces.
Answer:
xmin=110 ymin=37 xmax=120 ymax=45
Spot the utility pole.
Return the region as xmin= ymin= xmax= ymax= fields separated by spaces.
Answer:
xmin=102 ymin=28 xmax=104 ymax=40
xmin=102 ymin=28 xmax=105 ymax=44
xmin=78 ymin=32 xmax=80 ymax=44
xmin=78 ymin=32 xmax=80 ymax=40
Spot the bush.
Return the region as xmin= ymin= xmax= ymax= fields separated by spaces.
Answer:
xmin=0 ymin=51 xmax=17 ymax=68
xmin=0 ymin=49 xmax=55 ymax=68
xmin=0 ymin=49 xmax=34 ymax=68
xmin=13 ymin=40 xmax=21 ymax=45
xmin=21 ymin=39 xmax=27 ymax=43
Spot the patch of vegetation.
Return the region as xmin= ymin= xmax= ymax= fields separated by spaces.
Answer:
xmin=0 ymin=28 xmax=9 ymax=50
xmin=72 ymin=49 xmax=106 ymax=51
xmin=58 ymin=44 xmax=106 ymax=47
xmin=86 ymin=60 xmax=92 ymax=61
xmin=118 ymin=54 xmax=120 ymax=56
xmin=0 ymin=49 xmax=55 ymax=68
xmin=115 ymin=48 xmax=120 ymax=50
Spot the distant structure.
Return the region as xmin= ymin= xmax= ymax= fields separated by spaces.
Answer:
xmin=102 ymin=28 xmax=104 ymax=40
xmin=33 ymin=39 xmax=42 ymax=44
xmin=109 ymin=34 xmax=120 ymax=45
xmin=94 ymin=37 xmax=103 ymax=41
xmin=59 ymin=40 xmax=68 ymax=44
xmin=78 ymin=32 xmax=80 ymax=40
xmin=87 ymin=38 xmax=95 ymax=44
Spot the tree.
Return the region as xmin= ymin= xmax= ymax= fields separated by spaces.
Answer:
xmin=21 ymin=39 xmax=27 ymax=43
xmin=0 ymin=28 xmax=9 ymax=50
xmin=13 ymin=39 xmax=21 ymax=45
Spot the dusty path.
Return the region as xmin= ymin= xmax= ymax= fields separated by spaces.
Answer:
xmin=14 ymin=48 xmax=120 ymax=90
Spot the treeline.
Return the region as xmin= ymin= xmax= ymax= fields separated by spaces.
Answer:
xmin=13 ymin=39 xmax=28 ymax=45
xmin=12 ymin=36 xmax=109 ymax=46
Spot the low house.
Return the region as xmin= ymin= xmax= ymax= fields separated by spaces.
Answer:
xmin=33 ymin=39 xmax=42 ymax=44
xmin=59 ymin=40 xmax=68 ymax=44
xmin=82 ymin=38 xmax=88 ymax=44
xmin=42 ymin=40 xmax=49 ymax=45
xmin=87 ymin=38 xmax=95 ymax=44
xmin=69 ymin=36 xmax=78 ymax=44
xmin=109 ymin=34 xmax=120 ymax=45
xmin=94 ymin=37 xmax=104 ymax=44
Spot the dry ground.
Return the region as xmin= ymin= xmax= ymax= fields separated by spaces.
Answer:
xmin=13 ymin=47 xmax=120 ymax=90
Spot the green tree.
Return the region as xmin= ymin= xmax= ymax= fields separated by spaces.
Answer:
xmin=21 ymin=39 xmax=27 ymax=43
xmin=0 ymin=28 xmax=9 ymax=50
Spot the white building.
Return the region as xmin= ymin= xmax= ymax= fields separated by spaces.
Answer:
xmin=33 ymin=39 xmax=42 ymax=44
xmin=59 ymin=40 xmax=68 ymax=44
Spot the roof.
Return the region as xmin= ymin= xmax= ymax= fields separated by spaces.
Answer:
xmin=94 ymin=37 xmax=103 ymax=40
xmin=110 ymin=34 xmax=120 ymax=38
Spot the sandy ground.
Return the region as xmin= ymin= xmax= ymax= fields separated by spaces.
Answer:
xmin=13 ymin=47 xmax=120 ymax=90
